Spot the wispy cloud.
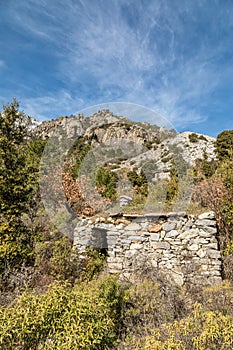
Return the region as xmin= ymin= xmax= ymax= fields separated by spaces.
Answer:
xmin=1 ymin=0 xmax=233 ymax=132
xmin=22 ymin=91 xmax=84 ymax=121
xmin=0 ymin=60 xmax=6 ymax=69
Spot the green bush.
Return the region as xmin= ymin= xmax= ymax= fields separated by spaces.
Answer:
xmin=189 ymin=133 xmax=199 ymax=143
xmin=0 ymin=277 xmax=126 ymax=350
xmin=66 ymin=136 xmax=91 ymax=179
xmin=95 ymin=166 xmax=118 ymax=200
xmin=165 ymin=163 xmax=179 ymax=206
xmin=133 ymin=304 xmax=233 ymax=350
xmin=127 ymin=168 xmax=148 ymax=197
xmin=215 ymin=130 xmax=233 ymax=161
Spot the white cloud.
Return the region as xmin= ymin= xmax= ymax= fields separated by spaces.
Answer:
xmin=5 ymin=0 xmax=233 ymax=129
xmin=22 ymin=91 xmax=84 ymax=121
xmin=0 ymin=60 xmax=6 ymax=68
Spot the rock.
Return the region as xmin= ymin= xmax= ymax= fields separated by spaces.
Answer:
xmin=199 ymin=229 xmax=214 ymax=238
xmin=150 ymin=233 xmax=160 ymax=241
xmin=148 ymin=224 xmax=162 ymax=233
xmin=206 ymin=249 xmax=221 ymax=259
xmin=187 ymin=244 xmax=199 ymax=251
xmin=130 ymin=243 xmax=142 ymax=250
xmin=128 ymin=236 xmax=146 ymax=242
xmin=196 ymin=219 xmax=216 ymax=227
xmin=108 ymin=263 xmax=123 ymax=273
xmin=179 ymin=229 xmax=199 ymax=240
xmin=165 ymin=230 xmax=179 ymax=238
xmin=125 ymin=223 xmax=141 ymax=231
xmin=167 ymin=211 xmax=187 ymax=218
xmin=119 ymin=195 xmax=133 ymax=207
xmin=151 ymin=242 xmax=170 ymax=249
xmin=162 ymin=222 xmax=177 ymax=231
xmin=206 ymin=243 xmax=218 ymax=249
xmin=115 ymin=218 xmax=131 ymax=226
xmin=198 ymin=211 xmax=215 ymax=220
xmin=196 ymin=249 xmax=206 ymax=258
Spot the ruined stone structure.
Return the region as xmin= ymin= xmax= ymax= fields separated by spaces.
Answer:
xmin=74 ymin=211 xmax=222 ymax=286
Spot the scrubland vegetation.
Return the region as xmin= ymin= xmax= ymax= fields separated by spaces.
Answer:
xmin=0 ymin=100 xmax=233 ymax=349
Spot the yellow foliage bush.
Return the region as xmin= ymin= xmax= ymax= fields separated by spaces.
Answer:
xmin=133 ymin=304 xmax=233 ymax=350
xmin=0 ymin=276 xmax=125 ymax=350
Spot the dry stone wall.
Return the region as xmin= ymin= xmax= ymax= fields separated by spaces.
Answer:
xmin=74 ymin=211 xmax=222 ymax=286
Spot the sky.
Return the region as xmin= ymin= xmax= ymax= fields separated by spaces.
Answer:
xmin=0 ymin=0 xmax=233 ymax=137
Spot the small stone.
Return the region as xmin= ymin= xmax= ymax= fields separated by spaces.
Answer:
xmin=150 ymin=233 xmax=160 ymax=241
xmin=206 ymin=249 xmax=221 ymax=259
xmin=148 ymin=224 xmax=162 ymax=233
xmin=114 ymin=223 xmax=123 ymax=230
xmin=165 ymin=230 xmax=179 ymax=238
xmin=198 ymin=211 xmax=215 ymax=220
xmin=199 ymin=229 xmax=214 ymax=238
xmin=162 ymin=222 xmax=177 ymax=231
xmin=196 ymin=249 xmax=206 ymax=258
xmin=130 ymin=243 xmax=142 ymax=250
xmin=125 ymin=223 xmax=141 ymax=231
xmin=196 ymin=219 xmax=216 ymax=227
xmin=206 ymin=243 xmax=218 ymax=249
xmin=151 ymin=242 xmax=170 ymax=249
xmin=179 ymin=229 xmax=199 ymax=240
xmin=115 ymin=218 xmax=131 ymax=226
xmin=187 ymin=244 xmax=199 ymax=251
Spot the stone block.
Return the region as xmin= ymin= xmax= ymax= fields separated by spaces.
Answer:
xmin=196 ymin=249 xmax=206 ymax=258
xmin=130 ymin=242 xmax=142 ymax=250
xmin=107 ymin=257 xmax=123 ymax=264
xmin=196 ymin=219 xmax=216 ymax=227
xmin=206 ymin=243 xmax=218 ymax=249
xmin=162 ymin=222 xmax=177 ymax=231
xmin=165 ymin=230 xmax=179 ymax=238
xmin=115 ymin=218 xmax=131 ymax=226
xmin=125 ymin=223 xmax=141 ymax=231
xmin=179 ymin=229 xmax=199 ymax=240
xmin=150 ymin=233 xmax=160 ymax=241
xmin=199 ymin=229 xmax=214 ymax=238
xmin=198 ymin=211 xmax=215 ymax=220
xmin=148 ymin=224 xmax=162 ymax=233
xmin=187 ymin=244 xmax=199 ymax=251
xmin=151 ymin=242 xmax=170 ymax=249
xmin=206 ymin=249 xmax=221 ymax=259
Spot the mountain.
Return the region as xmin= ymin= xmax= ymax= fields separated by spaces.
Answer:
xmin=31 ymin=109 xmax=216 ymax=176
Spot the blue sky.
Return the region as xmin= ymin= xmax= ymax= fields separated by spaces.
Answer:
xmin=0 ymin=0 xmax=232 ymax=136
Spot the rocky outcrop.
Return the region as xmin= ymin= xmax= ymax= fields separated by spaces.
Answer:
xmin=31 ymin=109 xmax=216 ymax=182
xmin=74 ymin=211 xmax=222 ymax=287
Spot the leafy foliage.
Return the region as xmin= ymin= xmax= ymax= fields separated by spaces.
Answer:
xmin=134 ymin=304 xmax=233 ymax=350
xmin=215 ymin=130 xmax=233 ymax=161
xmin=0 ymin=100 xmax=37 ymax=271
xmin=165 ymin=162 xmax=179 ymax=206
xmin=0 ymin=277 xmax=126 ymax=350
xmin=95 ymin=166 xmax=118 ymax=200
xmin=67 ymin=136 xmax=91 ymax=179
xmin=127 ymin=168 xmax=148 ymax=197
xmin=189 ymin=133 xmax=199 ymax=143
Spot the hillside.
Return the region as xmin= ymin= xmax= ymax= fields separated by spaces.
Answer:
xmin=32 ymin=109 xmax=217 ymax=218
xmin=0 ymin=101 xmax=233 ymax=350
xmin=32 ymin=110 xmax=216 ymax=167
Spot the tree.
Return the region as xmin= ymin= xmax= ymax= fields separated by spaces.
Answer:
xmin=166 ymin=162 xmax=179 ymax=206
xmin=0 ymin=99 xmax=34 ymax=271
xmin=96 ymin=166 xmax=118 ymax=200
xmin=215 ymin=130 xmax=233 ymax=161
